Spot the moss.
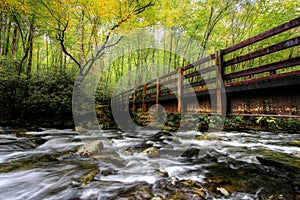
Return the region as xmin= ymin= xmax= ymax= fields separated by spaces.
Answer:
xmin=288 ymin=141 xmax=300 ymax=147
xmin=223 ymin=116 xmax=300 ymax=133
xmin=94 ymin=107 xmax=300 ymax=134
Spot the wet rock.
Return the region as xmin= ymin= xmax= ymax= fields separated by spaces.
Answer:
xmin=154 ymin=169 xmax=168 ymax=177
xmin=255 ymin=149 xmax=300 ymax=169
xmin=288 ymin=141 xmax=300 ymax=147
xmin=122 ymin=149 xmax=133 ymax=155
xmin=13 ymin=131 xmax=47 ymax=147
xmin=256 ymin=156 xmax=300 ymax=173
xmin=181 ymin=148 xmax=200 ymax=159
xmin=196 ymin=132 xmax=221 ymax=140
xmin=268 ymin=194 xmax=287 ymax=200
xmin=217 ymin=187 xmax=230 ymax=197
xmin=151 ymin=197 xmax=162 ymax=200
xmin=128 ymin=142 xmax=153 ymax=153
xmin=58 ymin=140 xmax=103 ymax=161
xmin=134 ymin=186 xmax=153 ymax=199
xmin=80 ymin=168 xmax=100 ymax=186
xmin=76 ymin=140 xmax=104 ymax=157
xmin=118 ymin=177 xmax=207 ymax=200
xmin=163 ymin=125 xmax=177 ymax=132
xmin=100 ymin=168 xmax=118 ymax=176
xmin=291 ymin=152 xmax=300 ymax=158
xmin=142 ymin=147 xmax=159 ymax=158
xmin=170 ymin=176 xmax=179 ymax=185
xmin=15 ymin=131 xmax=33 ymax=138
xmin=74 ymin=126 xmax=88 ymax=133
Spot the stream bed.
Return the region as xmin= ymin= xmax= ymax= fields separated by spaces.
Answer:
xmin=0 ymin=127 xmax=299 ymax=200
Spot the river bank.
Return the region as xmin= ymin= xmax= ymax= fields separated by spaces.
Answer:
xmin=1 ymin=105 xmax=299 ymax=133
xmin=96 ymin=106 xmax=300 ymax=134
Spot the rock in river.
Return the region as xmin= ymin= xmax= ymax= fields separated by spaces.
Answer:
xmin=142 ymin=147 xmax=160 ymax=158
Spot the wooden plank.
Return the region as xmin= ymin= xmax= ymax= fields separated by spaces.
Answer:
xmin=228 ymin=113 xmax=300 ymax=118
xmin=184 ymin=65 xmax=215 ymax=79
xmin=160 ymin=70 xmax=177 ymax=79
xmin=178 ymin=67 xmax=183 ymax=113
xmin=225 ymin=57 xmax=300 ymax=80
xmin=223 ymin=16 xmax=300 ymax=54
xmin=215 ymin=50 xmax=225 ymax=115
xmin=188 ymin=77 xmax=217 ymax=88
xmin=182 ymin=54 xmax=215 ymax=71
xmin=225 ymin=36 xmax=300 ymax=66
xmin=226 ymin=70 xmax=300 ymax=86
xmin=142 ymin=84 xmax=147 ymax=112
xmin=160 ymin=77 xmax=178 ymax=86
xmin=156 ymin=78 xmax=160 ymax=112
xmin=132 ymin=89 xmax=137 ymax=112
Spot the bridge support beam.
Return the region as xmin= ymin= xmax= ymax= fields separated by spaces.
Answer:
xmin=132 ymin=89 xmax=137 ymax=112
xmin=216 ymin=50 xmax=225 ymax=115
xmin=142 ymin=84 xmax=147 ymax=112
xmin=156 ymin=78 xmax=161 ymax=112
xmin=178 ymin=67 xmax=183 ymax=114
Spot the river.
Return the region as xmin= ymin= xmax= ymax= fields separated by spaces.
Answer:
xmin=0 ymin=127 xmax=299 ymax=200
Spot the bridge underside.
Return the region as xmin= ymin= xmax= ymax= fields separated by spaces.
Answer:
xmin=131 ymin=75 xmax=300 ymax=117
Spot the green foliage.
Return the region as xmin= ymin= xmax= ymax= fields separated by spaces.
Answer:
xmin=276 ymin=118 xmax=300 ymax=134
xmin=0 ymin=62 xmax=75 ymax=125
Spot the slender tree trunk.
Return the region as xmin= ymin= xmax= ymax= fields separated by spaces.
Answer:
xmin=0 ymin=14 xmax=5 ymax=57
xmin=46 ymin=34 xmax=49 ymax=69
xmin=3 ymin=18 xmax=11 ymax=56
xmin=60 ymin=46 xmax=63 ymax=72
xmin=64 ymin=54 xmax=67 ymax=70
xmin=11 ymin=26 xmax=19 ymax=62
xmin=27 ymin=39 xmax=33 ymax=80
xmin=36 ymin=46 xmax=40 ymax=71
xmin=26 ymin=15 xmax=35 ymax=80
xmin=80 ymin=10 xmax=85 ymax=65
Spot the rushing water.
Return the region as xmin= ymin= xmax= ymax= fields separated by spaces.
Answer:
xmin=0 ymin=127 xmax=299 ymax=200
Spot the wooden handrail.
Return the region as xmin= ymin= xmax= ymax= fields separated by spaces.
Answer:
xmin=225 ymin=57 xmax=300 ymax=80
xmin=223 ymin=16 xmax=300 ymax=54
xmin=225 ymin=36 xmax=300 ymax=66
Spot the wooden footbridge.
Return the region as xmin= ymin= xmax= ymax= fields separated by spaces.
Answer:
xmin=111 ymin=17 xmax=300 ymax=117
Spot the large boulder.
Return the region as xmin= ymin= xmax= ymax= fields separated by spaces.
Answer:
xmin=76 ymin=140 xmax=104 ymax=157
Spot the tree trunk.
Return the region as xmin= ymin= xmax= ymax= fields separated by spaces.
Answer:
xmin=26 ymin=15 xmax=35 ymax=80
xmin=0 ymin=14 xmax=5 ymax=57
xmin=11 ymin=26 xmax=19 ymax=62
xmin=27 ymin=39 xmax=33 ymax=80
xmin=36 ymin=46 xmax=40 ymax=71
xmin=80 ymin=9 xmax=85 ymax=65
xmin=46 ymin=34 xmax=49 ymax=69
xmin=3 ymin=18 xmax=11 ymax=56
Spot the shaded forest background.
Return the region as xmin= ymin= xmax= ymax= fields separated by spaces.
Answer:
xmin=0 ymin=0 xmax=299 ymax=127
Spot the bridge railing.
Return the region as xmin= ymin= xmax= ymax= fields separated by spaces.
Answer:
xmin=222 ymin=16 xmax=300 ymax=85
xmin=112 ymin=16 xmax=300 ymax=113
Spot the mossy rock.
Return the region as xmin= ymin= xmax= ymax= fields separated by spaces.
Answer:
xmin=288 ymin=141 xmax=300 ymax=147
xmin=80 ymin=168 xmax=100 ymax=186
xmin=142 ymin=147 xmax=160 ymax=158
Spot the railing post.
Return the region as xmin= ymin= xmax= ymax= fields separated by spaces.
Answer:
xmin=270 ymin=67 xmax=277 ymax=76
xmin=156 ymin=78 xmax=161 ymax=112
xmin=178 ymin=67 xmax=183 ymax=114
xmin=132 ymin=89 xmax=137 ymax=112
xmin=142 ymin=84 xmax=147 ymax=112
xmin=215 ymin=50 xmax=225 ymax=115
